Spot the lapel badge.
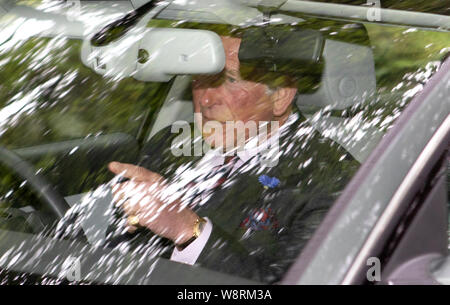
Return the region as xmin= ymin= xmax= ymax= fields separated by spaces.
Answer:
xmin=258 ymin=175 xmax=280 ymax=189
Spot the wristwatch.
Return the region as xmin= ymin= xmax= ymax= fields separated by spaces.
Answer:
xmin=176 ymin=217 xmax=207 ymax=251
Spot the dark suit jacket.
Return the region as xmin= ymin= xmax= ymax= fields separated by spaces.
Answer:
xmin=134 ymin=111 xmax=360 ymax=284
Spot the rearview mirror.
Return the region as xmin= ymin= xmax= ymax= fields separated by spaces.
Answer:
xmin=81 ymin=28 xmax=225 ymax=82
xmin=134 ymin=28 xmax=225 ymax=82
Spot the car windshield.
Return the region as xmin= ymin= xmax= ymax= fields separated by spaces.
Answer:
xmin=0 ymin=0 xmax=448 ymax=284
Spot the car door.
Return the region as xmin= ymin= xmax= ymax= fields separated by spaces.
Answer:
xmin=378 ymin=134 xmax=448 ymax=285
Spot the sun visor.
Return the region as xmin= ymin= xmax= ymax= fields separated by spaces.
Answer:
xmin=238 ymin=24 xmax=376 ymax=110
xmin=238 ymin=27 xmax=324 ymax=78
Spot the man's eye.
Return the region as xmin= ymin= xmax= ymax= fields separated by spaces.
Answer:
xmin=227 ymin=76 xmax=237 ymax=83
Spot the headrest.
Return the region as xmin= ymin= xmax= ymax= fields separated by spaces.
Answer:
xmin=296 ymin=38 xmax=376 ymax=110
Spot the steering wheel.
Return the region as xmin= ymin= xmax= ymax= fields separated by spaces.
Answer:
xmin=0 ymin=146 xmax=70 ymax=219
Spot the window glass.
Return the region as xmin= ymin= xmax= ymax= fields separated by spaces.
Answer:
xmin=447 ymin=155 xmax=450 ymax=250
xmin=0 ymin=0 xmax=448 ymax=285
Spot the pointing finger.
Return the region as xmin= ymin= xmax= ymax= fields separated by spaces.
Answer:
xmin=109 ymin=162 xmax=162 ymax=183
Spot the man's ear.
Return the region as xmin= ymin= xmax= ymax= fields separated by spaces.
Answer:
xmin=271 ymin=87 xmax=298 ymax=117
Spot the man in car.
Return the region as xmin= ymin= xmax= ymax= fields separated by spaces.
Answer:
xmin=107 ymin=35 xmax=359 ymax=283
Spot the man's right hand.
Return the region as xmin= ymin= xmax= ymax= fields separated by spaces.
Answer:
xmin=108 ymin=162 xmax=200 ymax=246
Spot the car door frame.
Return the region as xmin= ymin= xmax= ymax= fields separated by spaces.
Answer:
xmin=282 ymin=55 xmax=450 ymax=285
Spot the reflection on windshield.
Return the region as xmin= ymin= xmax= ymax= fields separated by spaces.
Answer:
xmin=90 ymin=0 xmax=161 ymax=47
xmin=0 ymin=0 xmax=448 ymax=285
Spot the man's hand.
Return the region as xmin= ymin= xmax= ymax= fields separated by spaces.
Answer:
xmin=108 ymin=161 xmax=199 ymax=245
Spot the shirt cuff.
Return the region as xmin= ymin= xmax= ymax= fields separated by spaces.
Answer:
xmin=170 ymin=217 xmax=212 ymax=265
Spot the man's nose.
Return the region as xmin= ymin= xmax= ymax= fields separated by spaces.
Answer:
xmin=198 ymin=87 xmax=224 ymax=108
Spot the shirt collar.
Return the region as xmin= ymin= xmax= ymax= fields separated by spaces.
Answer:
xmin=202 ymin=113 xmax=298 ymax=167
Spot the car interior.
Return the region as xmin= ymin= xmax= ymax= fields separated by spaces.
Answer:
xmin=0 ymin=0 xmax=448 ymax=284
xmin=2 ymin=28 xmax=385 ymax=273
xmin=0 ymin=14 xmax=401 ymax=243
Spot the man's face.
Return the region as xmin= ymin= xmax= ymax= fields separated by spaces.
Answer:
xmin=192 ymin=36 xmax=275 ymax=151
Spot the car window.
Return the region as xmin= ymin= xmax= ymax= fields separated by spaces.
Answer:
xmin=0 ymin=0 xmax=448 ymax=285
xmin=0 ymin=36 xmax=167 ymax=148
xmin=447 ymin=154 xmax=450 ymax=250
xmin=0 ymin=33 xmax=171 ymax=194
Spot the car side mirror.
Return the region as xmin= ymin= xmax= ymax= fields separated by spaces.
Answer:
xmin=81 ymin=28 xmax=225 ymax=82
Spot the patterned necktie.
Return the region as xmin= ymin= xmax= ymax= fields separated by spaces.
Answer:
xmin=185 ymin=155 xmax=239 ymax=207
xmin=208 ymin=155 xmax=239 ymax=190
